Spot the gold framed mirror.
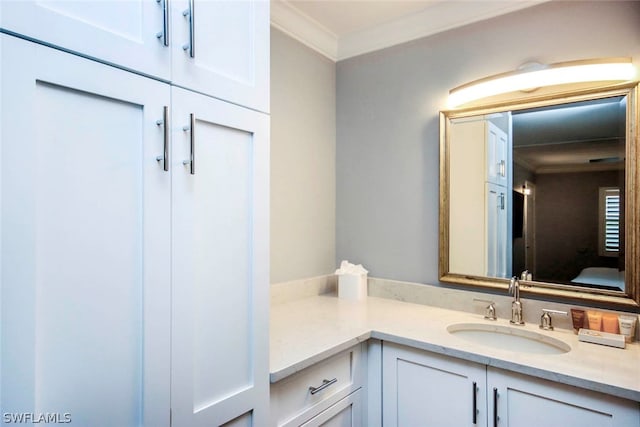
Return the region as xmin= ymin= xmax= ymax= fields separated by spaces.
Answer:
xmin=439 ymin=82 xmax=639 ymax=308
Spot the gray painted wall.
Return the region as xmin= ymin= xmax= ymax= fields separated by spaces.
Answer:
xmin=271 ymin=28 xmax=336 ymax=283
xmin=336 ymin=1 xmax=640 ymax=285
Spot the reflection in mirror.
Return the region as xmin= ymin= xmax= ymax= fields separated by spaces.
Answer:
xmin=511 ymin=97 xmax=626 ymax=291
xmin=448 ymin=113 xmax=513 ymax=279
xmin=440 ymin=84 xmax=639 ymax=307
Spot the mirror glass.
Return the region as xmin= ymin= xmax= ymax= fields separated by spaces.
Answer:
xmin=440 ymin=85 xmax=639 ymax=306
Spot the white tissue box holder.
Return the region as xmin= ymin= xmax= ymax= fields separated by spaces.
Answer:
xmin=338 ymin=273 xmax=367 ymax=301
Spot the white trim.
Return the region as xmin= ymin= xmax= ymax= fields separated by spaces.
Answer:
xmin=339 ymin=1 xmax=548 ymax=60
xmin=271 ymin=0 xmax=549 ymax=62
xmin=270 ymin=0 xmax=338 ymax=61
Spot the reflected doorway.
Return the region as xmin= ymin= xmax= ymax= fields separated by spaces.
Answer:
xmin=513 ymin=181 xmax=536 ymax=277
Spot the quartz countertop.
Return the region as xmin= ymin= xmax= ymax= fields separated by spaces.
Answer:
xmin=270 ymin=294 xmax=640 ymax=402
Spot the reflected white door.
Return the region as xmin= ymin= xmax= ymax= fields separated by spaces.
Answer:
xmin=170 ymin=87 xmax=269 ymax=426
xmin=486 ymin=183 xmax=508 ymax=278
xmin=523 ymin=182 xmax=537 ymax=276
xmin=0 ymin=0 xmax=171 ymax=80
xmin=1 ymin=35 xmax=171 ymax=426
xmin=486 ymin=122 xmax=508 ymax=187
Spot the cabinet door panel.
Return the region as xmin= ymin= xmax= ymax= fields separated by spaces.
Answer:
xmin=1 ymin=35 xmax=171 ymax=427
xmin=0 ymin=0 xmax=171 ymax=80
xmin=382 ymin=343 xmax=487 ymax=427
xmin=171 ymin=0 xmax=269 ymax=112
xmin=171 ymin=87 xmax=269 ymax=427
xmin=488 ymin=367 xmax=640 ymax=427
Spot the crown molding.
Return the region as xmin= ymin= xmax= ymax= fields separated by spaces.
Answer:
xmin=271 ymin=0 xmax=549 ymax=62
xmin=270 ymin=0 xmax=338 ymax=61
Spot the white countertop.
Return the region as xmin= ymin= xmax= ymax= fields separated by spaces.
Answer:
xmin=270 ymin=294 xmax=640 ymax=401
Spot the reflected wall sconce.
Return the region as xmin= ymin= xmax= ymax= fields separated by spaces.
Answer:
xmin=448 ymin=58 xmax=637 ymax=108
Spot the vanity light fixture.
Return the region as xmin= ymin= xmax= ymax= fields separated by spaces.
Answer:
xmin=448 ymin=58 xmax=637 ymax=108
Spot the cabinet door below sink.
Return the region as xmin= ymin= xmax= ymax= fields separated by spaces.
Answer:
xmin=382 ymin=342 xmax=487 ymax=427
xmin=488 ymin=367 xmax=640 ymax=427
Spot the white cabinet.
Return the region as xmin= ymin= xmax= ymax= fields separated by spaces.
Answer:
xmin=301 ymin=389 xmax=363 ymax=427
xmin=1 ymin=33 xmax=270 ymax=427
xmin=170 ymin=0 xmax=270 ymax=112
xmin=0 ymin=0 xmax=269 ymax=112
xmin=1 ymin=34 xmax=171 ymax=427
xmin=270 ymin=344 xmax=366 ymax=427
xmin=0 ymin=0 xmax=171 ymax=80
xmin=488 ymin=367 xmax=640 ymax=427
xmin=382 ymin=343 xmax=487 ymax=426
xmin=382 ymin=343 xmax=639 ymax=427
xmin=170 ymin=86 xmax=269 ymax=426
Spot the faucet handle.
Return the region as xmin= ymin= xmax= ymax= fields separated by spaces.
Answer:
xmin=539 ymin=309 xmax=568 ymax=331
xmin=474 ymin=298 xmax=497 ymax=321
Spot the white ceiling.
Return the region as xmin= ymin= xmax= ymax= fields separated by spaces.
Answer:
xmin=271 ymin=0 xmax=549 ymax=61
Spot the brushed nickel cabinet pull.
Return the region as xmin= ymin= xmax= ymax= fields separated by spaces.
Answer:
xmin=308 ymin=378 xmax=337 ymax=395
xmin=162 ymin=106 xmax=169 ymax=171
xmin=155 ymin=106 xmax=169 ymax=171
xmin=182 ymin=0 xmax=195 ymax=57
xmin=182 ymin=114 xmax=195 ymax=174
xmin=156 ymin=0 xmax=170 ymax=46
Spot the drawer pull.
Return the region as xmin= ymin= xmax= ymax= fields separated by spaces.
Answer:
xmin=309 ymin=378 xmax=337 ymax=395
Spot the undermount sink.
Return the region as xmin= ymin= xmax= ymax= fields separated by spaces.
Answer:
xmin=447 ymin=323 xmax=571 ymax=355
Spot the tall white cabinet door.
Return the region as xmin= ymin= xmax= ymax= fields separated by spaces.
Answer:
xmin=382 ymin=343 xmax=487 ymax=427
xmin=0 ymin=35 xmax=171 ymax=427
xmin=488 ymin=367 xmax=640 ymax=427
xmin=171 ymin=0 xmax=270 ymax=113
xmin=0 ymin=0 xmax=171 ymax=80
xmin=170 ymin=87 xmax=269 ymax=427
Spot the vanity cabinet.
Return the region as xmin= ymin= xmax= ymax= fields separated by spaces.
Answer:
xmin=270 ymin=344 xmax=366 ymax=427
xmin=487 ymin=367 xmax=640 ymax=426
xmin=382 ymin=342 xmax=639 ymax=426
xmin=382 ymin=343 xmax=487 ymax=426
xmin=0 ymin=0 xmax=269 ymax=112
xmin=1 ymin=18 xmax=269 ymax=427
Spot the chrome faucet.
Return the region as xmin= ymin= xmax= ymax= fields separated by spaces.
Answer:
xmin=509 ymin=276 xmax=525 ymax=325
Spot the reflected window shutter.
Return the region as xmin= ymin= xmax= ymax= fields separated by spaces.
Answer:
xmin=604 ymin=189 xmax=620 ymax=252
xmin=599 ymin=187 xmax=620 ymax=256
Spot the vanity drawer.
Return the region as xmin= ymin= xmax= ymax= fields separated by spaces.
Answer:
xmin=271 ymin=344 xmax=365 ymax=427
